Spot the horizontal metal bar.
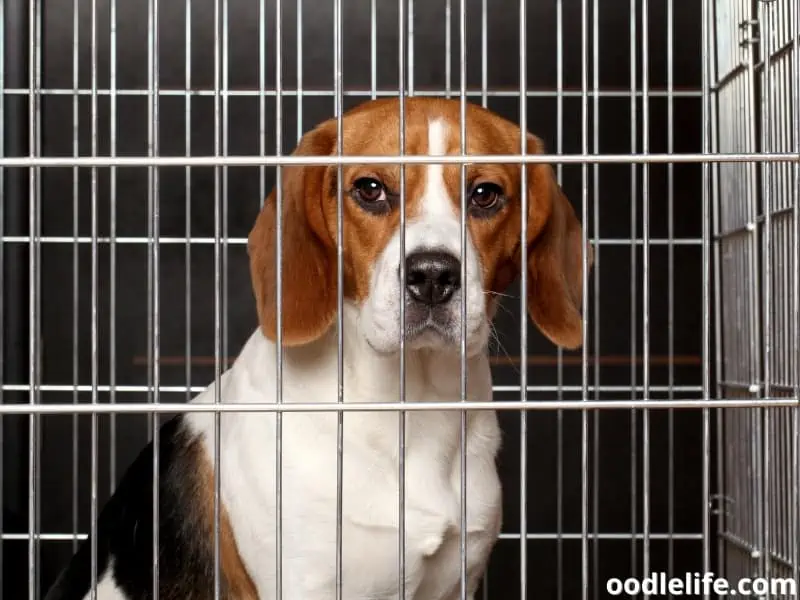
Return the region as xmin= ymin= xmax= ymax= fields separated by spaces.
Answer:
xmin=712 ymin=63 xmax=747 ymax=93
xmin=715 ymin=205 xmax=796 ymax=239
xmin=0 ymin=532 xmax=705 ymax=542
xmin=498 ymin=533 xmax=704 ymax=541
xmin=718 ymin=380 xmax=799 ymax=394
xmin=0 ymin=152 xmax=797 ymax=168
xmin=0 ymin=398 xmax=797 ymax=414
xmin=493 ymin=354 xmax=702 ymax=367
xmin=0 ymin=235 xmax=705 ymax=246
xmin=493 ymin=385 xmax=703 ymax=393
xmin=0 ymin=87 xmax=704 ymax=99
xmin=751 ymin=38 xmax=797 ymax=74
xmin=716 ymin=380 xmax=760 ymax=393
xmin=146 ymin=354 xmax=699 ymax=368
xmin=2 ymin=384 xmax=213 ymax=394
xmin=0 ymin=534 xmax=89 ymax=542
xmin=0 ymin=384 xmax=704 ymax=394
xmin=719 ymin=531 xmax=797 ymax=572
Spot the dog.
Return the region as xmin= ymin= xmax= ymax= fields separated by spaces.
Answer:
xmin=44 ymin=97 xmax=591 ymax=600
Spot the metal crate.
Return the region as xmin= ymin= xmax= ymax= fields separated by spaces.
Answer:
xmin=713 ymin=0 xmax=800 ymax=596
xmin=0 ymin=0 xmax=797 ymax=598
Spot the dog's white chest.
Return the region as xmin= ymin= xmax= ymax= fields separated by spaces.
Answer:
xmin=216 ymin=409 xmax=501 ymax=600
xmin=342 ymin=416 xmax=501 ymax=599
xmin=188 ymin=326 xmax=503 ymax=600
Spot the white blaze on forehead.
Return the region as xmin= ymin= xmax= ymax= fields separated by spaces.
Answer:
xmin=420 ymin=118 xmax=455 ymax=219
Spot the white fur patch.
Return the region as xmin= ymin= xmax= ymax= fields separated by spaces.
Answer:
xmin=80 ymin=564 xmax=127 ymax=600
xmin=420 ymin=118 xmax=455 ymax=219
xmin=360 ymin=117 xmax=490 ymax=356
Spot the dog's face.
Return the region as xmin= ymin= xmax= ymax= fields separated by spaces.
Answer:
xmin=248 ymin=98 xmax=592 ymax=356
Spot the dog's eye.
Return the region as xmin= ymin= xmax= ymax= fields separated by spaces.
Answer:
xmin=352 ymin=177 xmax=387 ymax=204
xmin=469 ymin=182 xmax=503 ymax=212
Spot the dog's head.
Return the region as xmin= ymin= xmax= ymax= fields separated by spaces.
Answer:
xmin=248 ymin=98 xmax=593 ymax=357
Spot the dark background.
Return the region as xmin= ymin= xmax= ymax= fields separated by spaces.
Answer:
xmin=2 ymin=0 xmax=710 ymax=598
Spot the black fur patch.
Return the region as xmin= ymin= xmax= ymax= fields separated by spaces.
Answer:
xmin=43 ymin=415 xmax=229 ymax=600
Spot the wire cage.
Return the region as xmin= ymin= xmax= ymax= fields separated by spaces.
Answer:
xmin=0 ymin=0 xmax=797 ymax=598
xmin=713 ymin=0 xmax=799 ymax=594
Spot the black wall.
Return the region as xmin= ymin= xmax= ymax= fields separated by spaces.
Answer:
xmin=2 ymin=0 xmax=709 ymax=598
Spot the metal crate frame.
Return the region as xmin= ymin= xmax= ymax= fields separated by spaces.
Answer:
xmin=712 ymin=0 xmax=800 ymax=595
xmin=0 ymin=0 xmax=797 ymax=598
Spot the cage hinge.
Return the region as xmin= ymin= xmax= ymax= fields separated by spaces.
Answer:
xmin=738 ymin=19 xmax=760 ymax=48
xmin=709 ymin=493 xmax=734 ymax=519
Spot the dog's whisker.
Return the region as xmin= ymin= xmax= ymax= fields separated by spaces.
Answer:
xmin=487 ymin=321 xmax=519 ymax=377
xmin=492 ymin=301 xmax=515 ymax=319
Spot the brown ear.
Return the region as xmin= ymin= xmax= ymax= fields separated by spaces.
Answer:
xmin=523 ymin=134 xmax=593 ymax=350
xmin=248 ymin=120 xmax=338 ymax=346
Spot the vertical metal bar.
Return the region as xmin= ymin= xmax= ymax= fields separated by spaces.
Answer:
xmin=445 ymin=0 xmax=451 ymax=98
xmin=146 ymin=0 xmax=154 ymax=438
xmin=555 ymin=2 xmax=564 ymax=597
xmin=408 ymin=0 xmax=414 ymax=95
xmin=758 ymin=1 xmax=773 ymax=590
xmin=274 ymin=0 xmax=284 ymax=595
xmin=259 ymin=0 xmax=266 ymax=202
xmin=222 ymin=0 xmax=230 ymax=390
xmin=591 ymin=0 xmax=601 ymax=596
xmin=741 ymin=0 xmax=754 ymax=579
xmin=792 ymin=0 xmax=799 ymax=588
xmin=296 ymin=0 xmax=303 ymax=139
xmin=666 ymin=0 xmax=675 ymax=579
xmin=738 ymin=0 xmax=749 ymax=575
xmin=109 ymin=0 xmax=119 ymax=488
xmin=220 ymin=0 xmax=231 ymax=446
xmin=628 ymin=0 xmax=638 ymax=579
xmin=751 ymin=22 xmax=764 ymax=593
xmin=2 ymin=4 xmax=28 ymax=544
xmin=212 ymin=0 xmax=223 ymax=595
xmin=147 ymin=0 xmax=161 ymax=594
xmin=369 ymin=0 xmax=376 ymax=100
xmin=701 ymin=0 xmax=712 ymax=596
xmin=0 ymin=0 xmax=4 ymax=586
xmin=397 ymin=0 xmax=407 ymax=594
xmin=780 ymin=11 xmax=790 ymax=565
xmin=580 ymin=0 xmax=590 ymax=597
xmin=89 ymin=0 xmax=100 ymax=594
xmin=775 ymin=4 xmax=787 ymax=565
xmin=480 ymin=0 xmax=487 ymax=108
xmin=710 ymin=0 xmax=724 ymax=578
xmin=27 ymin=0 xmax=41 ymax=597
xmin=478 ymin=1 xmax=487 ymax=592
xmin=71 ymin=0 xmax=81 ymax=557
xmin=458 ymin=0 xmax=468 ymax=596
xmin=787 ymin=25 xmax=794 ymax=567
xmin=334 ymin=0 xmax=344 ymax=595
xmin=184 ymin=0 xmax=192 ymax=403
xmin=518 ymin=0 xmax=528 ymax=595
xmin=641 ymin=0 xmax=651 ymax=587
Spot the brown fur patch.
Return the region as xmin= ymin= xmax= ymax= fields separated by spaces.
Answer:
xmin=192 ymin=440 xmax=259 ymax=600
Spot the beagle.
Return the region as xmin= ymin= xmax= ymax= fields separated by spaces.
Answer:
xmin=45 ymin=97 xmax=591 ymax=600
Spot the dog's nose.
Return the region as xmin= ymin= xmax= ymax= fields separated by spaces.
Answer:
xmin=404 ymin=251 xmax=461 ymax=305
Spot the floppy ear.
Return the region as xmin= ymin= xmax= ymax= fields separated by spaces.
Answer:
xmin=248 ymin=120 xmax=338 ymax=346
xmin=523 ymin=134 xmax=593 ymax=350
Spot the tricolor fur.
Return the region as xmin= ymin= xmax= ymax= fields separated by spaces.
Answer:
xmin=45 ymin=97 xmax=592 ymax=600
